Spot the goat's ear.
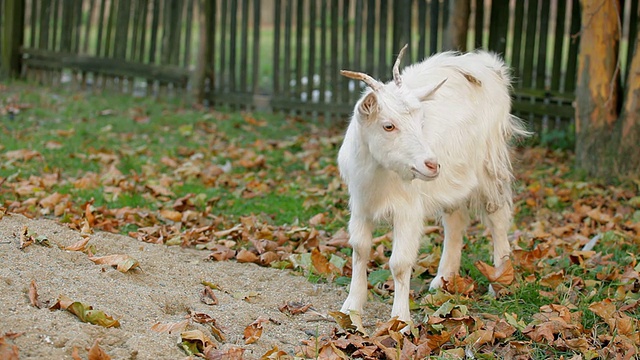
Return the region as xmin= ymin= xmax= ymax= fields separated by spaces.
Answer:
xmin=357 ymin=92 xmax=379 ymax=118
xmin=417 ymin=78 xmax=447 ymax=102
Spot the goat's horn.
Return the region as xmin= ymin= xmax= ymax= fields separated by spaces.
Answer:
xmin=393 ymin=44 xmax=408 ymax=87
xmin=340 ymin=70 xmax=382 ymax=91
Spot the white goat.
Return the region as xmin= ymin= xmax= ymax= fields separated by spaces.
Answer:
xmin=338 ymin=45 xmax=528 ymax=324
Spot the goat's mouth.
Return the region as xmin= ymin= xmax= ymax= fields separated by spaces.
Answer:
xmin=411 ymin=167 xmax=439 ymax=181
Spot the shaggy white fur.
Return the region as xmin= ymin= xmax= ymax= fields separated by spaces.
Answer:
xmin=338 ymin=48 xmax=529 ymax=324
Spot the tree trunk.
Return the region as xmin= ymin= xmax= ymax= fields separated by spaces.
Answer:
xmin=617 ymin=35 xmax=640 ymax=177
xmin=575 ymin=0 xmax=639 ymax=180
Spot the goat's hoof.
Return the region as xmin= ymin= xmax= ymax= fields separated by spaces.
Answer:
xmin=429 ymin=276 xmax=445 ymax=290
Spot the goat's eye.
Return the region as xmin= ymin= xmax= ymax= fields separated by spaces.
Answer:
xmin=383 ymin=123 xmax=395 ymax=132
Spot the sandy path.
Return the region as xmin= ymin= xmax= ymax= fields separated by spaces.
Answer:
xmin=0 ymin=213 xmax=390 ymax=359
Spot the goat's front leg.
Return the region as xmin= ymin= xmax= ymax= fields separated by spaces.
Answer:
xmin=389 ymin=210 xmax=424 ymax=323
xmin=430 ymin=207 xmax=469 ymax=290
xmin=341 ymin=214 xmax=374 ymax=316
xmin=485 ymin=204 xmax=511 ymax=269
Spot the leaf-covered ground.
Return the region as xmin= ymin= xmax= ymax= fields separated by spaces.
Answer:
xmin=1 ymin=82 xmax=639 ymax=359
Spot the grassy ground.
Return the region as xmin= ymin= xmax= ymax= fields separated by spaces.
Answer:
xmin=1 ymin=82 xmax=639 ymax=359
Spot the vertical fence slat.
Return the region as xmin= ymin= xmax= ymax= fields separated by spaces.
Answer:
xmin=104 ymin=0 xmax=117 ymax=58
xmin=283 ymin=0 xmax=292 ymax=100
xmin=341 ymin=0 xmax=351 ymax=103
xmin=378 ymin=0 xmax=388 ymax=77
xmin=83 ymin=0 xmax=95 ymax=54
xmin=488 ymin=0 xmax=509 ymax=55
xmin=1 ymin=0 xmax=25 ymax=77
xmin=229 ymin=0 xmax=238 ymax=94
xmin=52 ymin=0 xmax=61 ymax=52
xmin=431 ymin=0 xmax=440 ymax=54
xmin=353 ymin=0 xmax=363 ymax=82
xmin=319 ymin=0 xmax=327 ymax=106
xmin=39 ymin=1 xmax=51 ymax=50
xmin=240 ymin=0 xmax=249 ymax=93
xmin=441 ymin=0 xmax=449 ymax=52
xmin=473 ymin=0 xmax=484 ymax=49
xmin=219 ymin=0 xmax=228 ymax=90
xmin=183 ymin=0 xmax=194 ymax=68
xmin=330 ymin=0 xmax=338 ymax=106
xmin=564 ymin=0 xmax=580 ymax=92
xmin=417 ymin=0 xmax=426 ymax=59
xmin=73 ymin=0 xmax=82 ymax=53
xmin=402 ymin=0 xmax=412 ymax=60
xmin=294 ymin=0 xmax=304 ymax=106
xmin=550 ymin=0 xmax=566 ymax=91
xmin=521 ymin=0 xmax=538 ymax=88
xmin=29 ymin=0 xmax=38 ymax=48
xmin=511 ymin=0 xmax=525 ymax=82
xmin=206 ymin=0 xmax=216 ymax=89
xmin=252 ymin=0 xmax=260 ymax=94
xmin=274 ymin=0 xmax=282 ymax=96
xmin=535 ymin=0 xmax=550 ymax=89
xmin=365 ymin=0 xmax=375 ymax=76
xmin=115 ymin=0 xmax=130 ymax=59
xmin=95 ymin=0 xmax=106 ymax=56
xmin=307 ymin=0 xmax=316 ymax=104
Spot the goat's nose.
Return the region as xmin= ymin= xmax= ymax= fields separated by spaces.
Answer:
xmin=425 ymin=160 xmax=439 ymax=172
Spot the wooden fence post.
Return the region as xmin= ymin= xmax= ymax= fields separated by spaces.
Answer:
xmin=1 ymin=0 xmax=25 ymax=78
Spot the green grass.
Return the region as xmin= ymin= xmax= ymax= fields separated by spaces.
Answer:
xmin=1 ymin=82 xmax=342 ymax=229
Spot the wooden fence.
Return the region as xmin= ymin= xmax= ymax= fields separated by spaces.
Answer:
xmin=2 ymin=0 xmax=639 ymax=139
xmin=10 ymin=0 xmax=198 ymax=92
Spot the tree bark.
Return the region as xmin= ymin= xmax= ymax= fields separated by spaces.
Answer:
xmin=617 ymin=36 xmax=640 ymax=177
xmin=575 ymin=0 xmax=638 ymax=180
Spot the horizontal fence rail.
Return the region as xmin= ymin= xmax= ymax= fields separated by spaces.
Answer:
xmin=3 ymin=0 xmax=639 ymax=142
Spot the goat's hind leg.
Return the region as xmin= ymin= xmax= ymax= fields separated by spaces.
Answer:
xmin=430 ymin=207 xmax=469 ymax=290
xmin=341 ymin=215 xmax=374 ymax=316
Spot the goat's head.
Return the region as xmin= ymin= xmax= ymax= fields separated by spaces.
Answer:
xmin=341 ymin=45 xmax=447 ymax=182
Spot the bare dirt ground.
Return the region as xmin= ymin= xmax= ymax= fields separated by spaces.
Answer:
xmin=0 ymin=213 xmax=390 ymax=359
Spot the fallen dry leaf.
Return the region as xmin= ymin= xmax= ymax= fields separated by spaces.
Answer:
xmin=278 ymin=301 xmax=312 ymax=315
xmin=201 ymin=286 xmax=218 ymax=305
xmin=475 ymin=260 xmax=515 ymax=286
xmin=19 ymin=226 xmax=33 ymax=249
xmin=260 ymin=346 xmax=289 ymax=359
xmin=442 ymin=275 xmax=476 ymax=295
xmin=151 ymin=320 xmax=189 ymax=334
xmin=204 ymin=345 xmax=244 ymax=359
xmin=63 ymin=237 xmax=90 ymax=252
xmin=243 ymin=316 xmax=269 ymax=344
xmin=236 ymin=249 xmax=259 ymax=263
xmin=0 ymin=334 xmax=19 ymax=360
xmin=50 ymin=295 xmax=120 ymax=328
xmin=328 ymin=310 xmax=368 ymax=336
xmin=88 ymin=254 xmax=140 ymax=272
xmin=540 ymin=270 xmax=565 ymax=288
xmin=87 ymin=339 xmax=111 ymax=360
xmin=28 ymin=280 xmax=47 ymax=308
xmin=72 ymin=347 xmax=82 ymax=360
xmin=311 ymin=247 xmax=338 ymax=275
xmin=180 ymin=329 xmax=217 ymax=355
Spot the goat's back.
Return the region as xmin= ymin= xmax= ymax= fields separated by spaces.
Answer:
xmin=402 ymin=51 xmax=522 ymax=215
